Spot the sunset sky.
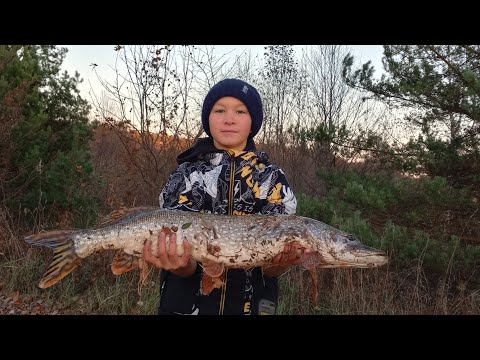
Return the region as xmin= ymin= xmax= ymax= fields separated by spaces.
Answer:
xmin=61 ymin=45 xmax=384 ymax=99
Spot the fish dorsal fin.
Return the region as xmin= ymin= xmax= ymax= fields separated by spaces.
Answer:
xmin=111 ymin=250 xmax=139 ymax=275
xmin=98 ymin=206 xmax=158 ymax=228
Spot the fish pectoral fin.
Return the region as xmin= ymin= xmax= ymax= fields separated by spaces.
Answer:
xmin=309 ymin=268 xmax=319 ymax=305
xmin=300 ymin=251 xmax=323 ymax=270
xmin=300 ymin=252 xmax=321 ymax=304
xmin=111 ymin=250 xmax=139 ymax=275
xmin=201 ymin=273 xmax=225 ymax=295
xmin=200 ymin=258 xmax=224 ymax=277
xmin=200 ymin=258 xmax=225 ymax=296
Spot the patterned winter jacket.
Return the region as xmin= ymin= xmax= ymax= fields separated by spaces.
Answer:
xmin=157 ymin=137 xmax=297 ymax=315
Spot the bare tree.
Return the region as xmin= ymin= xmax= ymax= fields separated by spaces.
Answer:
xmin=300 ymin=45 xmax=387 ymax=170
xmin=231 ymin=48 xmax=262 ymax=84
xmin=89 ymin=45 xmax=200 ymax=203
xmin=258 ymin=45 xmax=300 ymax=148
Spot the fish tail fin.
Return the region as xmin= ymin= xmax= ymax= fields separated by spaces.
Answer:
xmin=24 ymin=230 xmax=82 ymax=288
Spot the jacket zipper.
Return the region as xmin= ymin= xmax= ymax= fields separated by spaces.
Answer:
xmin=219 ymin=156 xmax=235 ymax=315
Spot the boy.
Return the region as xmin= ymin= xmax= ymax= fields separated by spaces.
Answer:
xmin=143 ymin=78 xmax=301 ymax=315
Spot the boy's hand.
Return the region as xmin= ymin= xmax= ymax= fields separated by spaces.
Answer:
xmin=143 ymin=230 xmax=196 ymax=276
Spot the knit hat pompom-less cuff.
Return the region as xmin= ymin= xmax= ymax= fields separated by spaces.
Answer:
xmin=201 ymin=78 xmax=263 ymax=139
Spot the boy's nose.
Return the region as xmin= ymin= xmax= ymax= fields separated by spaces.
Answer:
xmin=224 ymin=112 xmax=235 ymax=124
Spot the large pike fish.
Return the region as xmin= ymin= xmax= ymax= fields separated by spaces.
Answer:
xmin=25 ymin=207 xmax=388 ymax=303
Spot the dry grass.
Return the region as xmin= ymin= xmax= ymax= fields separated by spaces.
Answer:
xmin=2 ymin=244 xmax=479 ymax=314
xmin=277 ymin=263 xmax=480 ymax=315
xmin=0 ymin=249 xmax=161 ymax=315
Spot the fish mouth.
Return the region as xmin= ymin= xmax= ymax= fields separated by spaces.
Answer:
xmin=308 ymin=248 xmax=389 ymax=268
xmin=318 ymin=257 xmax=388 ymax=268
xmin=346 ymin=242 xmax=389 ymax=264
xmin=319 ymin=244 xmax=389 ymax=268
xmin=353 ymin=253 xmax=389 ymax=267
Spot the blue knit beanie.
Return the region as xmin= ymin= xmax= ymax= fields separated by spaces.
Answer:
xmin=201 ymin=78 xmax=263 ymax=139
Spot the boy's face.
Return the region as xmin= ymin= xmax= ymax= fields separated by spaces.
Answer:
xmin=209 ymin=96 xmax=252 ymax=151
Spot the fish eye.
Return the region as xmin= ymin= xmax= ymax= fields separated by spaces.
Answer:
xmin=345 ymin=235 xmax=356 ymax=242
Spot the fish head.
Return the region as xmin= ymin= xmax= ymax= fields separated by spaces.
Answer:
xmin=324 ymin=232 xmax=389 ymax=268
xmin=302 ymin=218 xmax=389 ymax=268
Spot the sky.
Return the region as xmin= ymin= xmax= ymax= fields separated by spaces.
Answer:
xmin=61 ymin=45 xmax=385 ymax=100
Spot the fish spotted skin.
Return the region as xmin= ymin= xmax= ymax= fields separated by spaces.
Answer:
xmin=25 ymin=208 xmax=388 ymax=289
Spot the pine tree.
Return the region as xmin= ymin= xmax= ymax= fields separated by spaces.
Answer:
xmin=4 ymin=45 xmax=99 ymax=227
xmin=343 ymin=45 xmax=480 ymax=188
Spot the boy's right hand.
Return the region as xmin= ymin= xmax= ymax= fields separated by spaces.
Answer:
xmin=143 ymin=230 xmax=196 ymax=277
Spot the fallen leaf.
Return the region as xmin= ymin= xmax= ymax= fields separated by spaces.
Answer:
xmin=35 ymin=303 xmax=45 ymax=314
xmin=10 ymin=291 xmax=19 ymax=302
